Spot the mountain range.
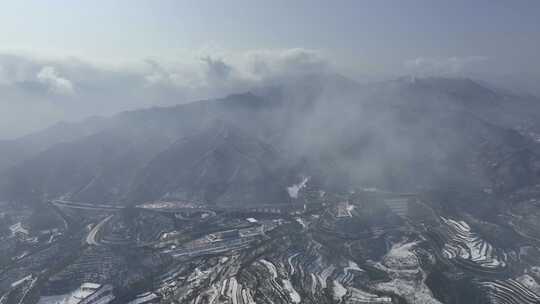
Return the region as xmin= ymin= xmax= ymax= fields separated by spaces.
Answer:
xmin=2 ymin=75 xmax=540 ymax=207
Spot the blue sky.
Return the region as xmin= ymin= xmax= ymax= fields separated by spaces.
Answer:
xmin=0 ymin=0 xmax=539 ymax=138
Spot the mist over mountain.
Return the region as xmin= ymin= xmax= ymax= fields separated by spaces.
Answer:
xmin=0 ymin=49 xmax=331 ymax=139
xmin=2 ymin=75 xmax=539 ymax=207
xmin=4 ymin=2 xmax=540 ymax=303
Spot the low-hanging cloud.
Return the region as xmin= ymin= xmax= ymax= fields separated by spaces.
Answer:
xmin=201 ymin=56 xmax=233 ymax=82
xmin=141 ymin=48 xmax=329 ymax=89
xmin=0 ymin=48 xmax=333 ymax=139
xmin=36 ymin=66 xmax=74 ymax=95
xmin=404 ymin=56 xmax=490 ymax=76
xmin=243 ymin=48 xmax=328 ymax=81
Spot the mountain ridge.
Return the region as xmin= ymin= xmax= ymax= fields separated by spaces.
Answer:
xmin=2 ymin=75 xmax=540 ymax=207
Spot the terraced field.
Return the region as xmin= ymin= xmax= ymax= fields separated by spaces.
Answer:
xmin=477 ymin=279 xmax=540 ymax=304
xmin=5 ymin=189 xmax=540 ymax=304
xmin=436 ymin=217 xmax=507 ymax=273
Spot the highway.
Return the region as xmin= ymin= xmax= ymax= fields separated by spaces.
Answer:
xmin=86 ymin=215 xmax=114 ymax=246
xmin=51 ymin=200 xmax=124 ymax=212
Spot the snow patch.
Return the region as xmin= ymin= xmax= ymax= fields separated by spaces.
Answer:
xmin=259 ymin=259 xmax=278 ymax=279
xmin=295 ymin=217 xmax=307 ymax=229
xmin=282 ymin=279 xmax=301 ymax=303
xmin=287 ymin=177 xmax=309 ymax=199
xmin=372 ymin=240 xmax=442 ymax=304
xmin=332 ymin=280 xmax=347 ymax=301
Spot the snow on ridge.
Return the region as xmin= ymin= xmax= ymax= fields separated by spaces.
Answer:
xmin=282 ymin=279 xmax=301 ymax=303
xmin=372 ymin=239 xmax=443 ymax=304
xmin=382 ymin=240 xmax=420 ymax=270
xmin=332 ymin=279 xmax=347 ymax=301
xmin=259 ymin=259 xmax=278 ymax=279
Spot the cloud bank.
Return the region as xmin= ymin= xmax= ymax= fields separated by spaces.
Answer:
xmin=0 ymin=48 xmax=331 ymax=139
xmin=1 ymin=49 xmax=533 ymax=140
xmin=404 ymin=56 xmax=489 ymax=76
xmin=36 ymin=66 xmax=74 ymax=95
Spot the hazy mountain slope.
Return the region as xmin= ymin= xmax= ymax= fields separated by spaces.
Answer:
xmin=400 ymin=77 xmax=540 ymax=132
xmin=2 ymin=76 xmax=540 ymax=206
xmin=0 ymin=116 xmax=109 ymax=174
xmin=127 ymin=122 xmax=290 ymax=206
xmin=0 ymin=93 xmax=279 ymax=205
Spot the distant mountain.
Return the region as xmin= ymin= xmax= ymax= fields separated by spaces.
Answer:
xmin=2 ymin=75 xmax=540 ymax=206
xmin=127 ymin=122 xmax=290 ymax=206
xmin=0 ymin=116 xmax=109 ymax=174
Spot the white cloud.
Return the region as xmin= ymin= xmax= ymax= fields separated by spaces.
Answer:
xmin=136 ymin=48 xmax=332 ymax=102
xmin=36 ymin=66 xmax=74 ymax=95
xmin=242 ymin=48 xmax=328 ymax=80
xmin=404 ymin=56 xmax=489 ymax=76
xmin=201 ymin=56 xmax=232 ymax=81
xmin=0 ymin=48 xmax=333 ymax=139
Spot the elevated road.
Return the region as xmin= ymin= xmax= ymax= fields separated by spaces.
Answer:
xmin=51 ymin=200 xmax=125 ymax=212
xmin=86 ymin=215 xmax=114 ymax=246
